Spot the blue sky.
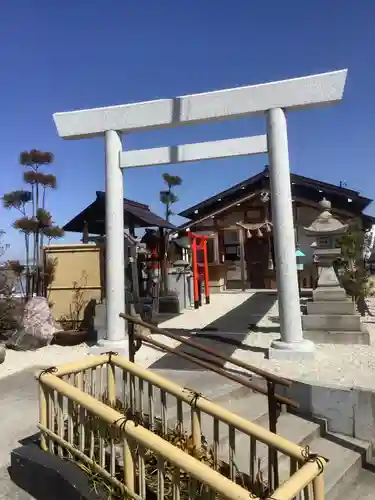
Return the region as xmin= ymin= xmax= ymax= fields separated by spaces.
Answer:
xmin=1 ymin=1 xmax=375 ymax=260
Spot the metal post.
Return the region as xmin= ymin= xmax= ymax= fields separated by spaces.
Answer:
xmin=267 ymin=108 xmax=314 ymax=358
xmin=97 ymin=130 xmax=127 ymax=350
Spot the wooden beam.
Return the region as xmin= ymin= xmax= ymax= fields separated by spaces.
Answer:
xmin=181 ymin=191 xmax=260 ymax=230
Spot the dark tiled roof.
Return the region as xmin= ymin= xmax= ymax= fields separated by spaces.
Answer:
xmin=63 ymin=191 xmax=176 ymax=234
xmin=179 ymin=167 xmax=372 ymax=220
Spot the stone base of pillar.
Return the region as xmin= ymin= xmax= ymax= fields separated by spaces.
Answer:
xmin=90 ymin=338 xmax=129 ymax=358
xmin=268 ymin=338 xmax=315 ymax=360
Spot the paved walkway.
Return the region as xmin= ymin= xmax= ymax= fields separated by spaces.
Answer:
xmin=0 ymin=369 xmax=40 ymax=498
xmin=0 ymin=369 xmax=39 ymax=468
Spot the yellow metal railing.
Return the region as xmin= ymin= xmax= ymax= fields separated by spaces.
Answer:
xmin=36 ymin=353 xmax=326 ymax=500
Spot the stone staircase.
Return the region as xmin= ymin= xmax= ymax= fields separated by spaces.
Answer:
xmin=150 ymin=369 xmax=375 ymax=500
xmin=2 ymin=366 xmax=374 ymax=499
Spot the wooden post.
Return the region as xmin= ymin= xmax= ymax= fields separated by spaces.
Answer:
xmin=190 ymin=234 xmax=200 ymax=309
xmin=128 ymin=221 xmax=140 ymax=301
xmin=239 ymin=228 xmax=246 ymax=291
xmin=159 ymin=228 xmax=168 ymax=295
xmin=203 ymin=239 xmax=210 ymax=304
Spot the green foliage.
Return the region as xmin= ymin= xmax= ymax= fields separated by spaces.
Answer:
xmin=160 ymin=190 xmax=179 ymax=217
xmin=24 ymin=170 xmax=57 ymax=188
xmin=3 ymin=190 xmax=32 ymax=210
xmin=2 ymin=149 xmax=63 ymax=298
xmin=159 ymin=174 xmax=182 ymax=219
xmin=19 ymin=149 xmax=54 ymax=167
xmin=0 ymin=235 xmax=23 ymax=333
xmin=162 ymin=172 xmax=182 ymax=187
xmin=336 ymin=225 xmax=375 ymax=314
xmin=58 ymin=272 xmax=88 ymax=330
xmin=337 ymin=226 xmax=364 ymax=263
xmin=159 ymin=173 xmax=183 ymax=294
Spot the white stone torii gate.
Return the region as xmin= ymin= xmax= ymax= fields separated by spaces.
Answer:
xmin=54 ymin=69 xmax=347 ymax=359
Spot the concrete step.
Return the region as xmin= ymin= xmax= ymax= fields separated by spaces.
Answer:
xmin=327 ymin=431 xmax=373 ymax=463
xmin=172 ymin=382 xmax=367 ymax=499
xmin=116 ymin=370 xmax=254 ymax=425
xmin=310 ymin=436 xmax=362 ymax=500
xmin=343 ymin=469 xmax=375 ymax=500
xmin=303 ymin=330 xmax=370 ymax=345
xmin=303 ymin=314 xmax=361 ymax=331
xmin=313 ymin=289 xmax=348 ymax=301
xmin=204 ymin=387 xmax=367 ymax=498
xmin=307 ymin=300 xmax=356 ymax=315
xmin=273 ymin=435 xmax=362 ymax=500
xmin=176 ymin=392 xmax=269 ymax=445
xmin=217 ymin=411 xmax=320 ymax=480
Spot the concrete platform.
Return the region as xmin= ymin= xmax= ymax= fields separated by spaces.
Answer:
xmin=313 ymin=289 xmax=348 ymax=301
xmin=304 ymin=329 xmax=370 ymax=345
xmin=307 ymin=300 xmax=356 ymax=315
xmin=303 ymin=314 xmax=361 ymax=331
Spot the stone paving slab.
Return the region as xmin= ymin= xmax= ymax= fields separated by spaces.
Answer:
xmin=0 ymin=369 xmax=41 ymax=468
xmin=0 ymin=466 xmax=34 ymax=499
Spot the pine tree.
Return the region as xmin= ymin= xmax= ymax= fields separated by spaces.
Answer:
xmin=336 ymin=224 xmax=374 ymax=315
xmin=159 ymin=173 xmax=182 ymax=294
xmin=2 ymin=149 xmax=64 ymax=299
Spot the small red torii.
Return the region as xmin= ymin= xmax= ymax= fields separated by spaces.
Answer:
xmin=188 ymin=231 xmax=210 ymax=309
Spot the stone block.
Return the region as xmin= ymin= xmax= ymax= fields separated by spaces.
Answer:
xmin=313 ymin=288 xmax=347 ymax=301
xmin=268 ymin=347 xmax=315 ymax=360
xmin=158 ymin=295 xmax=180 ymax=314
xmin=303 ymin=313 xmax=361 ymax=332
xmin=303 ymin=330 xmax=370 ymax=345
xmin=307 ymin=300 xmax=356 ymax=315
xmin=302 ymin=314 xmax=361 ymax=332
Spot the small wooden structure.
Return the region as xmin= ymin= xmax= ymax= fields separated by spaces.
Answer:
xmin=64 ymin=191 xmax=175 ymax=238
xmin=46 ymin=192 xmax=175 ymax=322
xmin=177 ymin=167 xmax=374 ymax=292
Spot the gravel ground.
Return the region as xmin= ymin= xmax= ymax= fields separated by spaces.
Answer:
xmin=0 ymin=343 xmax=90 ymax=380
xmin=0 ymin=293 xmax=251 ymax=381
xmin=229 ymin=298 xmax=375 ymax=391
xmin=2 ymin=292 xmax=375 ymax=391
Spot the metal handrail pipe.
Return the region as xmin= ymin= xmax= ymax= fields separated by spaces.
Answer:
xmin=120 ymin=312 xmax=291 ymax=387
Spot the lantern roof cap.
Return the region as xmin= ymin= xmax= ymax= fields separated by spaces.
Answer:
xmin=304 ymin=198 xmax=348 ymax=236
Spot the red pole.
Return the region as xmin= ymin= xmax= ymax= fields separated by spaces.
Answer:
xmin=203 ymin=238 xmax=210 ymax=304
xmin=190 ymin=233 xmax=200 ymax=309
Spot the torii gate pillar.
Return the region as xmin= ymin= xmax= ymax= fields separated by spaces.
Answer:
xmin=267 ymin=108 xmax=314 ymax=358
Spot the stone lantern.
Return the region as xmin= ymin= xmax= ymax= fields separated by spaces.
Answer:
xmin=305 ymin=198 xmax=348 ymax=298
xmin=301 ymin=198 xmax=369 ymax=344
